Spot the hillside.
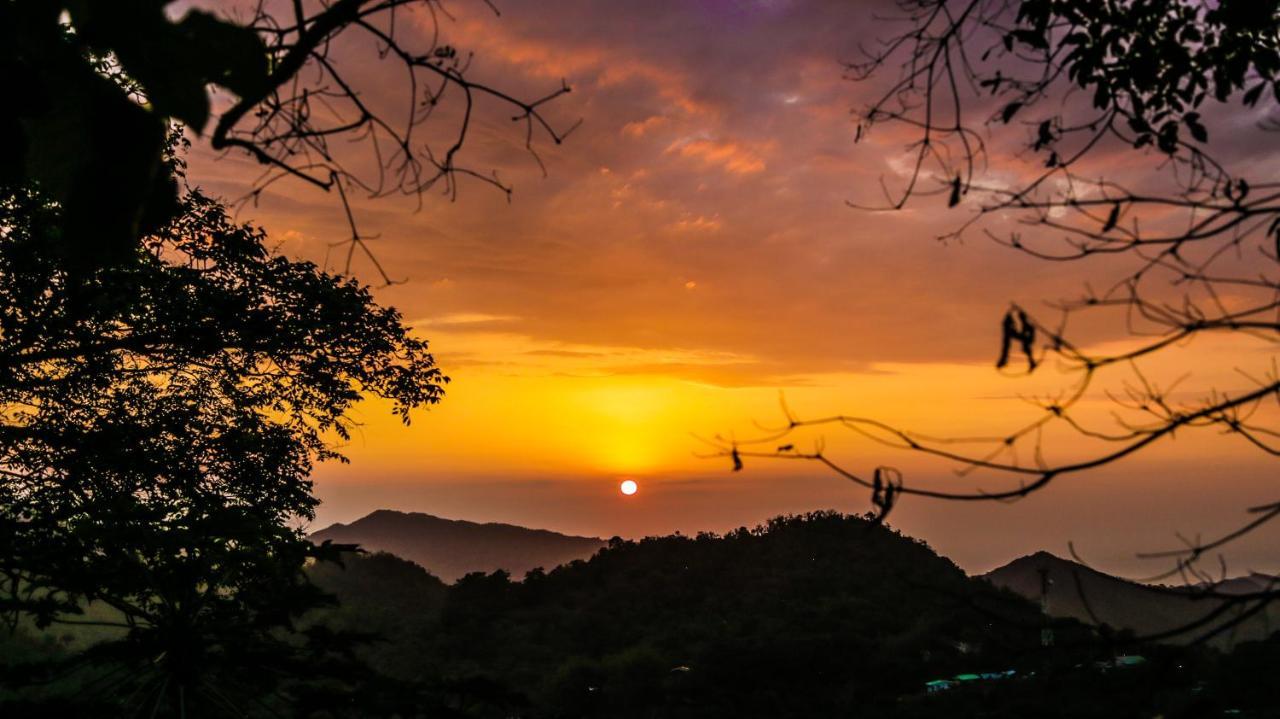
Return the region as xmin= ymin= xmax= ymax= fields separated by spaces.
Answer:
xmin=309 ymin=510 xmax=606 ymax=582
xmin=15 ymin=515 xmax=1278 ymax=717
xmin=311 ymin=512 xmax=1069 ymax=717
xmin=983 ymin=551 xmax=1277 ymax=649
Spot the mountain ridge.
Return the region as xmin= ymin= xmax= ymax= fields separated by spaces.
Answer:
xmin=313 ymin=510 xmax=1277 ymax=648
xmin=982 ymin=550 xmax=1277 ymax=649
xmin=320 ymin=508 xmax=607 ymax=543
xmin=311 ymin=511 xmax=1059 ymax=716
xmin=309 ymin=509 xmax=606 ymax=583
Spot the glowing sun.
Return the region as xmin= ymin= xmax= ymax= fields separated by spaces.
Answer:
xmin=619 ymin=479 xmax=639 ymax=496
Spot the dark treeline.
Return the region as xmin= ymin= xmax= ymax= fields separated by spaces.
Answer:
xmin=5 ymin=511 xmax=1280 ymax=716
xmin=306 ymin=512 xmax=1276 ymax=718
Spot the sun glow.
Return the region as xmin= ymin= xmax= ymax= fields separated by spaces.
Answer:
xmin=620 ymin=479 xmax=639 ymax=496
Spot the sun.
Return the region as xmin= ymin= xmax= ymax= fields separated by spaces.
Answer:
xmin=619 ymin=479 xmax=638 ymax=496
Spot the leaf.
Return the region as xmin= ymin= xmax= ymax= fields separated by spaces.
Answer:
xmin=1226 ymin=178 xmax=1250 ymax=205
xmin=997 ymin=309 xmax=1038 ymax=371
xmin=996 ymin=311 xmax=1015 ymax=369
xmin=1001 ymin=102 xmax=1023 ymax=124
xmin=1184 ymin=113 xmax=1208 ymax=143
xmin=1011 ymin=28 xmax=1049 ymax=50
xmin=1157 ymin=122 xmax=1180 ymax=154
xmin=1034 ymin=120 xmax=1054 ymax=150
xmin=1102 ymin=203 xmax=1119 ymax=233
xmin=1129 ymin=93 xmax=1146 ymax=119
xmin=947 ymin=175 xmax=962 ymax=208
xmin=1092 ymin=83 xmax=1110 ymax=109
xmin=1016 ymin=309 xmax=1038 ymax=371
xmin=1243 ymin=82 xmax=1266 ymax=107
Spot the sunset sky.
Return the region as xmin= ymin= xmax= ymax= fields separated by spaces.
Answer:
xmin=189 ymin=0 xmax=1278 ymax=576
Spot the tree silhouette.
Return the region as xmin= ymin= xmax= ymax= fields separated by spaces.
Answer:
xmin=718 ymin=0 xmax=1278 ymax=631
xmin=2 ymin=1 xmax=574 ymax=275
xmin=1 ymin=3 xmax=575 ymax=710
xmin=0 ymin=147 xmax=446 ymax=713
xmin=0 ymin=2 xmax=575 ymax=712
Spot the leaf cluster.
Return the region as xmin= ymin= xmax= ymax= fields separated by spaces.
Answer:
xmin=0 ymin=1 xmax=270 ymax=265
xmin=1008 ymin=0 xmax=1280 ymax=152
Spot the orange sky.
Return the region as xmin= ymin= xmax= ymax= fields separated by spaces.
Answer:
xmin=188 ymin=0 xmax=1278 ymax=577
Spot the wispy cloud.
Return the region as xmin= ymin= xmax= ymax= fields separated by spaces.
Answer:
xmin=411 ymin=313 xmax=522 ymax=327
xmin=666 ymin=137 xmax=768 ymax=175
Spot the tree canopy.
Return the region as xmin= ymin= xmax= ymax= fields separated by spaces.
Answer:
xmin=1 ymin=1 xmax=573 ymax=711
xmin=305 ymin=512 xmax=1280 ymax=718
xmin=0 ymin=153 xmax=445 ymax=713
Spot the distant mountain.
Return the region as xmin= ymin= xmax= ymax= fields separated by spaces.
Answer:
xmin=1198 ymin=571 xmax=1279 ymax=596
xmin=309 ymin=509 xmax=606 ymax=582
xmin=982 ymin=551 xmax=1277 ymax=649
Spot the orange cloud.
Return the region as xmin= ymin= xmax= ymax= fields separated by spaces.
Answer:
xmin=669 ymin=214 xmax=723 ymax=233
xmin=432 ymin=9 xmax=716 ymax=121
xmin=622 ymin=115 xmax=669 ymax=138
xmin=666 ymin=137 xmax=767 ymax=175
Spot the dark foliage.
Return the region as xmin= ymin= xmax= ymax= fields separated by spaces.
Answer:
xmin=0 ymin=166 xmax=445 ymax=714
xmin=314 ymin=512 xmax=1067 ymax=717
xmin=308 ymin=551 xmax=450 ymax=677
xmin=305 ymin=512 xmax=1280 ymax=718
xmin=0 ymin=1 xmax=569 ymax=712
xmin=0 ymin=1 xmax=573 ymax=275
xmin=1 ymin=1 xmax=263 ymax=264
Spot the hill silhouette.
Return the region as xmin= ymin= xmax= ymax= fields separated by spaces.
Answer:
xmin=983 ymin=551 xmax=1278 ymax=649
xmin=310 ymin=511 xmax=1069 ymax=717
xmin=309 ymin=510 xmax=606 ymax=583
xmin=14 ymin=513 xmax=1278 ymax=716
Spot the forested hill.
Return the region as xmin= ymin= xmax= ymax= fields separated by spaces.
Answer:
xmin=309 ymin=509 xmax=606 ymax=582
xmin=310 ymin=511 xmax=1060 ymax=717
